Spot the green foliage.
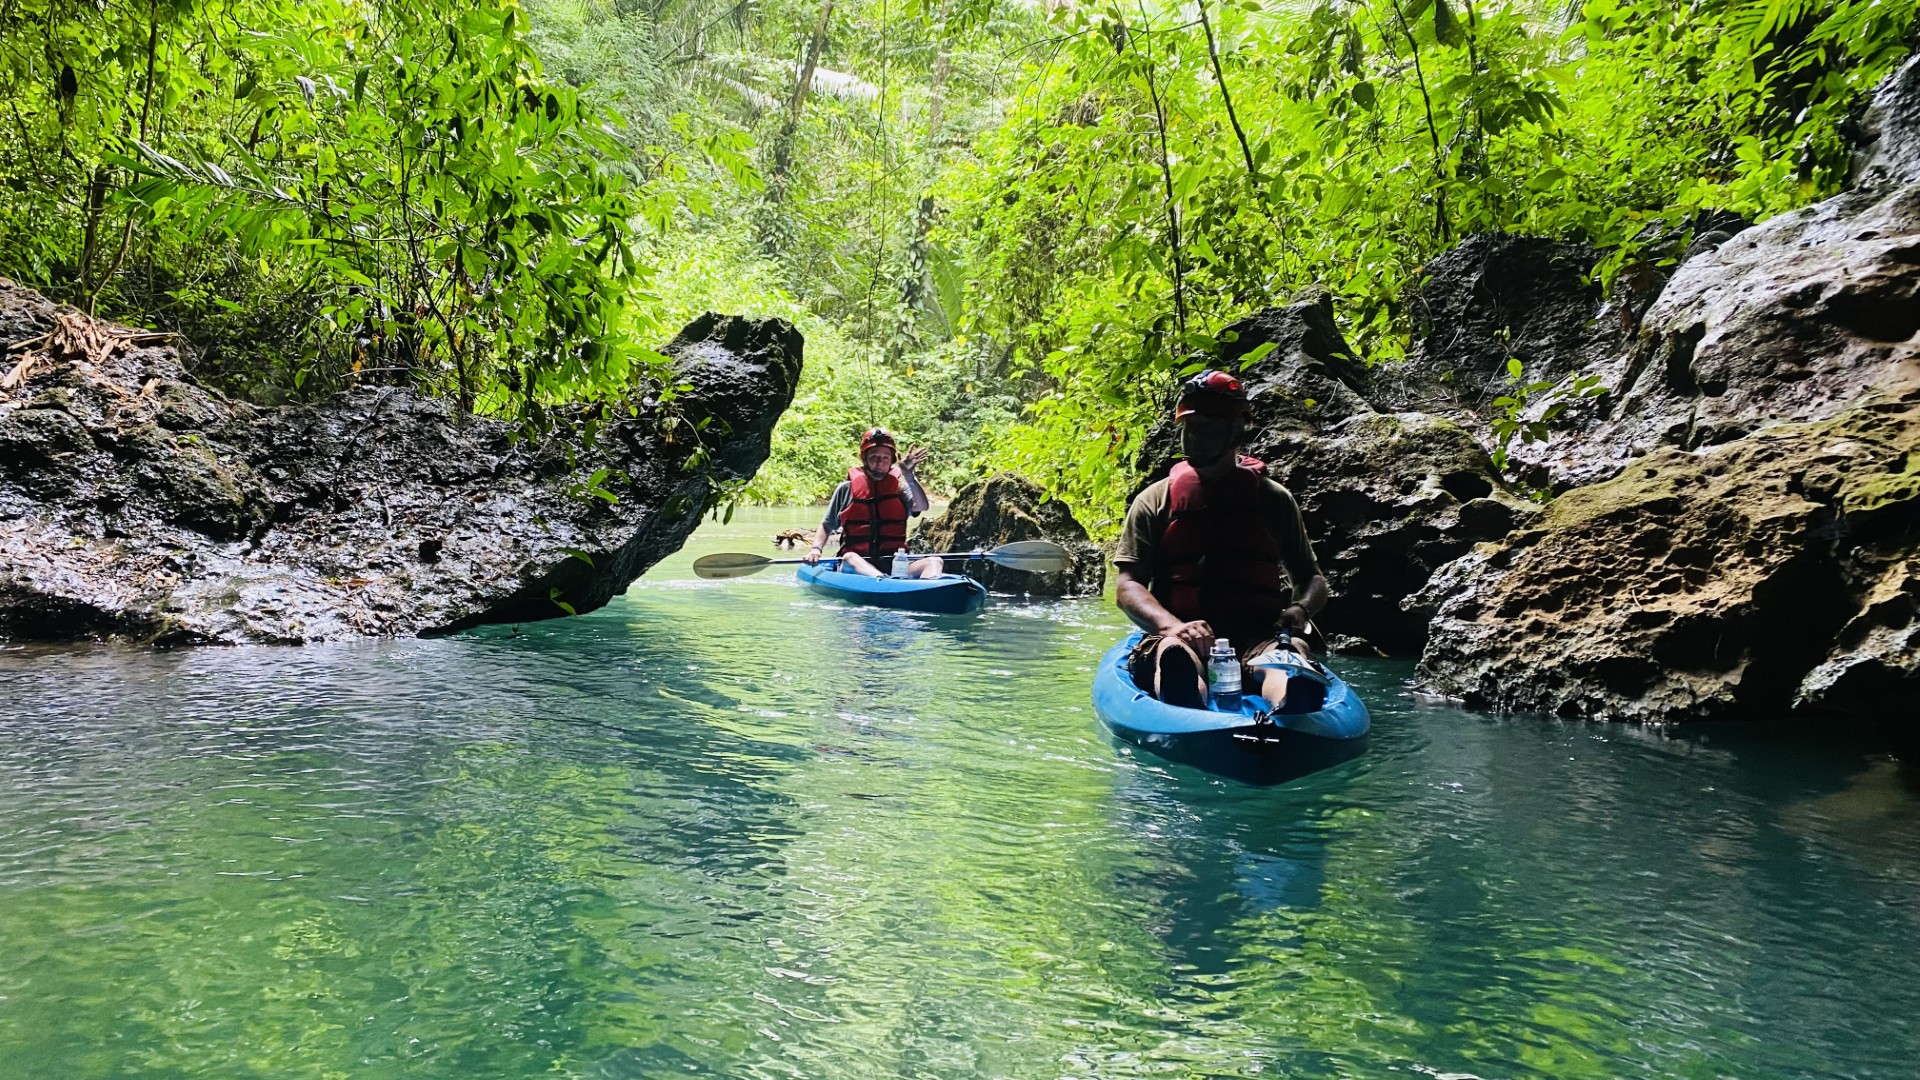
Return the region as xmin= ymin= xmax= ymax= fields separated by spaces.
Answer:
xmin=0 ymin=0 xmax=744 ymax=422
xmin=519 ymin=0 xmax=1044 ymax=506
xmin=936 ymin=0 xmax=1917 ymax=530
xmin=1489 ymin=358 xmax=1606 ymax=476
xmin=3 ymin=0 xmax=1913 ymax=528
xmin=644 ymin=225 xmax=1018 ymax=504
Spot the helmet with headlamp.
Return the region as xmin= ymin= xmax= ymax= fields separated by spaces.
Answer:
xmin=1173 ymin=370 xmax=1250 ymax=421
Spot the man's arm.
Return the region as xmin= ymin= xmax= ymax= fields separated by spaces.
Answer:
xmin=1113 ymin=481 xmax=1215 ymax=654
xmin=1283 ymin=573 xmax=1330 ymax=630
xmin=1115 ymin=564 xmax=1216 ymax=652
xmin=1267 ymin=481 xmax=1327 ymax=629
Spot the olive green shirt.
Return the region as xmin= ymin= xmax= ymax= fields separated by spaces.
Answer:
xmin=1112 ymin=475 xmax=1322 ymax=602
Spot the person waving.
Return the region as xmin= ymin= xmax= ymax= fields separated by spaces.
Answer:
xmin=802 ymin=428 xmax=946 ymax=579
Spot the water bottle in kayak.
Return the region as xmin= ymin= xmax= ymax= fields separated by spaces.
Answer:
xmin=891 ymin=548 xmax=914 ymax=577
xmin=1208 ymin=639 xmax=1241 ymax=710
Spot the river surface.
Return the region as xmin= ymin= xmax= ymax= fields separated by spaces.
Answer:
xmin=3 ymin=507 xmax=1918 ymax=1079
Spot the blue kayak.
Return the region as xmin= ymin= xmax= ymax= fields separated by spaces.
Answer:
xmin=796 ymin=561 xmax=988 ymax=615
xmin=1092 ymin=632 xmax=1370 ymax=783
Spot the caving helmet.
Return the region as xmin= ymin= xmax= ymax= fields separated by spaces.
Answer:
xmin=856 ymin=426 xmax=898 ymax=468
xmin=1173 ymin=369 xmax=1251 ymax=421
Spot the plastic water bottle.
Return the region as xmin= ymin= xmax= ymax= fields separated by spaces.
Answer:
xmin=891 ymin=548 xmax=913 ymax=577
xmin=1208 ymin=639 xmax=1241 ymax=711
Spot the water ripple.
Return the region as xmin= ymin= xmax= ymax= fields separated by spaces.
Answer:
xmin=2 ymin=508 xmax=1918 ymax=1078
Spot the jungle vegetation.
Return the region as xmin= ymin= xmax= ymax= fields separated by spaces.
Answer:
xmin=1 ymin=0 xmax=1914 ymax=532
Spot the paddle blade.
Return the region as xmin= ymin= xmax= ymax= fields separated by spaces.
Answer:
xmin=692 ymin=552 xmax=775 ymax=579
xmin=983 ymin=539 xmax=1073 ymax=573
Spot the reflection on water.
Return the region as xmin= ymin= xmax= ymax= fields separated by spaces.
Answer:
xmin=2 ymin=507 xmax=1918 ymax=1078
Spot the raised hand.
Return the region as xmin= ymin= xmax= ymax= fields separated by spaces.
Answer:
xmin=901 ymin=445 xmax=930 ymax=472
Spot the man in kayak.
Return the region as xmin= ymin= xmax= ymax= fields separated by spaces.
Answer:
xmin=1112 ymin=369 xmax=1330 ymax=712
xmin=802 ymin=427 xmax=947 ymax=579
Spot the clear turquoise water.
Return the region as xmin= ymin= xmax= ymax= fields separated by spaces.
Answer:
xmin=3 ymin=507 xmax=1918 ymax=1079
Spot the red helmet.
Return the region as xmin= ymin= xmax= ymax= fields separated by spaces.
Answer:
xmin=1174 ymin=369 xmax=1250 ymax=421
xmin=859 ymin=427 xmax=897 ymax=456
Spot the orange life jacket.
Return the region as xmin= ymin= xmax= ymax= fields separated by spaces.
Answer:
xmin=1150 ymin=458 xmax=1290 ymax=638
xmin=837 ymin=467 xmax=910 ymax=558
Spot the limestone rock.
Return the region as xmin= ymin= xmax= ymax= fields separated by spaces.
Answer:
xmin=1217 ymin=290 xmax=1375 ymax=430
xmin=1412 ymin=56 xmax=1920 ymax=725
xmin=1580 ymin=187 xmax=1920 ymax=475
xmin=1413 ymin=403 xmax=1920 ymax=725
xmin=1511 ymin=59 xmax=1920 ymax=492
xmin=1251 ymin=412 xmax=1539 ymax=655
xmin=911 ymin=472 xmax=1103 ymax=597
xmin=1368 ymin=234 xmax=1628 ymax=420
xmin=1134 ymin=290 xmax=1372 ymax=471
xmin=1855 ymin=54 xmax=1920 ymax=190
xmin=1410 ymin=57 xmax=1920 ymax=724
xmin=1798 ymin=556 xmax=1920 ymax=715
xmin=0 ymin=280 xmax=802 ymax=644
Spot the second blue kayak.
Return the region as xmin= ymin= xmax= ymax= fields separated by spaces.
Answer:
xmin=796 ymin=561 xmax=988 ymax=615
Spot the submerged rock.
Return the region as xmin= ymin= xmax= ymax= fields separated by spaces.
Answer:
xmin=0 ymin=282 xmax=802 ymax=644
xmin=911 ymin=472 xmax=1103 ymax=597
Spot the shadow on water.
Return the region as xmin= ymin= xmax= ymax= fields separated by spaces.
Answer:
xmin=1679 ymin=717 xmax=1920 ymax=793
xmin=1106 ymin=727 xmax=1370 ymax=787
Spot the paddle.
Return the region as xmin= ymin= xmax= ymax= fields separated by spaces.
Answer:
xmin=692 ymin=539 xmax=1072 ymax=580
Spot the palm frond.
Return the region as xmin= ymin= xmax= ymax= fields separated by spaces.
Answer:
xmin=807 ymin=66 xmax=882 ymax=106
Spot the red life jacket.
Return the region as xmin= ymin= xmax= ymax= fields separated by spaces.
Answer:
xmin=837 ymin=466 xmax=910 ymax=558
xmin=1150 ymin=457 xmax=1290 ymax=638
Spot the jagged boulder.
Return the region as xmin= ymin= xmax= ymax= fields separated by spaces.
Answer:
xmin=1856 ymin=53 xmax=1920 ymax=190
xmin=1414 ymin=56 xmax=1920 ymax=724
xmin=911 ymin=472 xmax=1103 ymax=597
xmin=0 ymin=282 xmax=802 ymax=644
xmin=1508 ymin=58 xmax=1920 ymax=492
xmin=1412 ymin=404 xmax=1919 ymax=724
xmin=1366 ymin=234 xmax=1628 ymax=419
xmin=1251 ymin=412 xmax=1540 ymax=656
xmin=1134 ymin=290 xmax=1372 ymax=470
xmin=1519 ymin=186 xmax=1920 ymax=489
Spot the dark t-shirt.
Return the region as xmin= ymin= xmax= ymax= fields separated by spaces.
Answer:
xmin=1112 ymin=474 xmax=1321 ymax=603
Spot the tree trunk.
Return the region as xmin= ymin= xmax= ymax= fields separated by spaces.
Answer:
xmin=902 ymin=21 xmax=952 ymax=319
xmin=765 ymin=0 xmax=835 ymax=203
